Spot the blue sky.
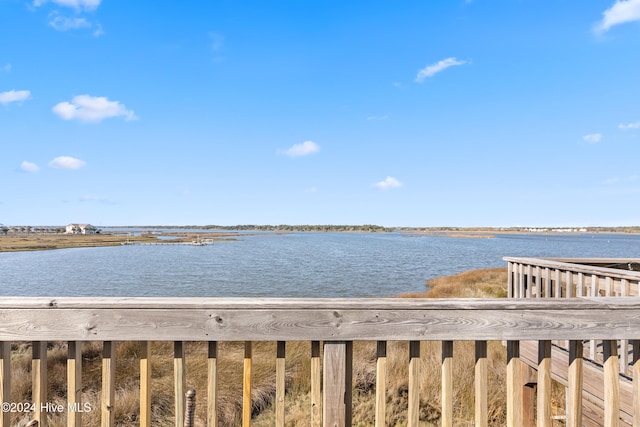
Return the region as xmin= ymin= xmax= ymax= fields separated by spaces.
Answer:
xmin=1 ymin=0 xmax=640 ymax=227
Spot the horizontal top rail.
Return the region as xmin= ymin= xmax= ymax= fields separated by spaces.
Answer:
xmin=1 ymin=297 xmax=640 ymax=341
xmin=504 ymin=256 xmax=640 ymax=281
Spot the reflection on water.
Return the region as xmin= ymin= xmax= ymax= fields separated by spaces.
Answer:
xmin=1 ymin=232 xmax=639 ymax=297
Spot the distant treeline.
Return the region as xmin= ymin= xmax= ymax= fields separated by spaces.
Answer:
xmin=125 ymin=224 xmax=394 ymax=232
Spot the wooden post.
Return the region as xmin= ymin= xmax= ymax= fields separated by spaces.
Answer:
xmin=0 ymin=342 xmax=10 ymax=427
xmin=174 ymin=341 xmax=186 ymax=427
xmin=507 ymin=341 xmax=521 ymax=427
xmin=567 ymin=340 xmax=583 ymax=427
xmin=475 ymin=341 xmax=488 ymax=427
xmin=140 ymin=341 xmax=151 ymax=427
xmin=441 ymin=341 xmax=453 ymax=427
xmin=67 ymin=341 xmax=82 ymax=427
xmin=323 ymin=341 xmax=352 ymax=427
xmin=102 ymin=341 xmax=115 ymax=427
xmin=276 ymin=341 xmax=286 ymax=427
xmin=207 ymin=342 xmax=218 ymax=427
xmin=32 ymin=341 xmax=48 ymax=427
xmin=408 ymin=341 xmax=420 ymax=427
xmin=521 ymin=363 xmax=536 ymax=427
xmin=243 ymin=341 xmax=252 ymax=427
xmin=184 ymin=389 xmax=196 ymax=427
xmin=604 ymin=340 xmax=620 ymax=427
xmin=375 ymin=341 xmax=386 ymax=427
xmin=537 ymin=341 xmax=551 ymax=427
xmin=311 ymin=341 xmax=321 ymax=427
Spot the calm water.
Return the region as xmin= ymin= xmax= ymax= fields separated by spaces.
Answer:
xmin=1 ymin=232 xmax=639 ymax=297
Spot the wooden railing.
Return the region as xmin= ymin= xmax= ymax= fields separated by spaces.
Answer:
xmin=1 ymin=297 xmax=640 ymax=427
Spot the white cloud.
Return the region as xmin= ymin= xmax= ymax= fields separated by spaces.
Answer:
xmin=49 ymin=15 xmax=91 ymax=31
xmin=583 ymin=133 xmax=602 ymax=143
xmin=619 ymin=121 xmax=640 ymax=129
xmin=34 ymin=0 xmax=101 ymax=11
xmin=49 ymin=156 xmax=86 ymax=170
xmin=604 ymin=177 xmax=620 ymax=184
xmin=374 ymin=176 xmax=403 ymax=190
xmin=283 ymin=141 xmax=320 ymax=158
xmin=52 ymin=95 xmax=138 ymax=122
xmin=305 ymin=186 xmax=318 ymax=193
xmin=594 ymin=0 xmax=640 ymax=33
xmin=415 ymin=57 xmax=467 ymax=83
xmin=0 ymin=90 xmax=31 ymax=105
xmin=1 ymin=64 xmax=11 ymax=72
xmin=21 ymin=161 xmax=40 ymax=173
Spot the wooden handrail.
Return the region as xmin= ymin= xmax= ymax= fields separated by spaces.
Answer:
xmin=1 ymin=297 xmax=640 ymax=426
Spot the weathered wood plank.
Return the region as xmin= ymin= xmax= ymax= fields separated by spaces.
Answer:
xmin=139 ymin=341 xmax=151 ymax=427
xmin=243 ymin=341 xmax=252 ymax=427
xmin=310 ymin=341 xmax=321 ymax=427
xmin=102 ymin=341 xmax=115 ymax=427
xmin=323 ymin=341 xmax=352 ymax=427
xmin=503 ymin=257 xmax=640 ymax=283
xmin=208 ymin=341 xmax=218 ymax=427
xmin=604 ymin=340 xmax=620 ymax=427
xmin=32 ymin=341 xmax=47 ymax=427
xmin=174 ymin=341 xmax=185 ymax=427
xmin=537 ymin=340 xmax=551 ymax=427
xmin=441 ymin=341 xmax=453 ymax=427
xmin=408 ymin=341 xmax=420 ymax=427
xmin=567 ymin=340 xmax=583 ymax=427
xmin=375 ymin=341 xmax=386 ymax=427
xmin=0 ymin=342 xmax=10 ymax=427
xmin=633 ymin=341 xmax=640 ymax=427
xmin=507 ymin=341 xmax=521 ymax=427
xmin=67 ymin=341 xmax=82 ymax=427
xmin=2 ymin=299 xmax=640 ymax=341
xmin=475 ymin=341 xmax=488 ymax=427
xmin=276 ymin=341 xmax=285 ymax=427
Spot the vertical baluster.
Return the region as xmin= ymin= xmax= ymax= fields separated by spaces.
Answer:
xmin=544 ymin=268 xmax=551 ymax=298
xmin=577 ymin=272 xmax=584 ymax=297
xmin=441 ymin=341 xmax=453 ymax=427
xmin=102 ymin=341 xmax=116 ymax=427
xmin=0 ymin=342 xmax=10 ymax=427
xmin=507 ymin=341 xmax=522 ymax=427
xmin=68 ymin=341 xmax=82 ymax=427
xmin=33 ymin=341 xmax=48 ymax=427
xmin=621 ymin=279 xmax=630 ymax=376
xmin=537 ymin=340 xmax=551 ymax=427
xmin=475 ymin=341 xmax=488 ymax=427
xmin=555 ymin=269 xmax=561 ymax=298
xmin=375 ymin=341 xmax=386 ymax=427
xmin=590 ymin=275 xmax=599 ymax=361
xmin=243 ymin=341 xmax=252 ymax=427
xmin=276 ymin=341 xmax=286 ymax=427
xmin=519 ymin=264 xmax=525 ymax=298
xmin=606 ymin=277 xmax=613 ymax=297
xmin=633 ymin=341 xmax=640 ymax=427
xmin=535 ymin=266 xmax=541 ymax=298
xmin=310 ymin=341 xmax=321 ymax=427
xmin=508 ymin=262 xmax=513 ymax=298
xmin=566 ymin=271 xmax=573 ymax=298
xmin=174 ymin=341 xmax=185 ymax=427
xmin=408 ymin=341 xmax=420 ymax=427
xmin=139 ymin=341 xmax=151 ymax=427
xmin=567 ymin=341 xmax=583 ymax=427
xmin=526 ymin=265 xmax=533 ymax=298
xmin=322 ymin=341 xmax=352 ymax=427
xmin=604 ymin=340 xmax=620 ymax=427
xmin=208 ymin=342 xmax=218 ymax=427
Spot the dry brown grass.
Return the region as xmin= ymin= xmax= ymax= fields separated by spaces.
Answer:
xmin=6 ymin=267 xmax=565 ymax=426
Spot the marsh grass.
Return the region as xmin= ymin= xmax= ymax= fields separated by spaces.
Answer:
xmin=7 ymin=267 xmax=565 ymax=426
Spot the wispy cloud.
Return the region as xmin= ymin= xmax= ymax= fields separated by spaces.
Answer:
xmin=619 ymin=121 xmax=640 ymax=129
xmin=367 ymin=115 xmax=389 ymax=121
xmin=594 ymin=0 xmax=640 ymax=33
xmin=282 ymin=141 xmax=320 ymax=158
xmin=49 ymin=14 xmax=90 ymax=30
xmin=604 ymin=175 xmax=637 ymax=184
xmin=1 ymin=64 xmax=11 ymax=72
xmin=49 ymin=156 xmax=86 ymax=170
xmin=415 ymin=57 xmax=467 ymax=83
xmin=34 ymin=0 xmax=101 ymax=11
xmin=305 ymin=186 xmax=318 ymax=193
xmin=79 ymin=195 xmax=114 ymax=204
xmin=52 ymin=95 xmax=138 ymax=123
xmin=21 ymin=161 xmax=40 ymax=173
xmin=373 ymin=176 xmax=403 ymax=190
xmin=0 ymin=90 xmax=31 ymax=105
xmin=583 ymin=133 xmax=602 ymax=143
